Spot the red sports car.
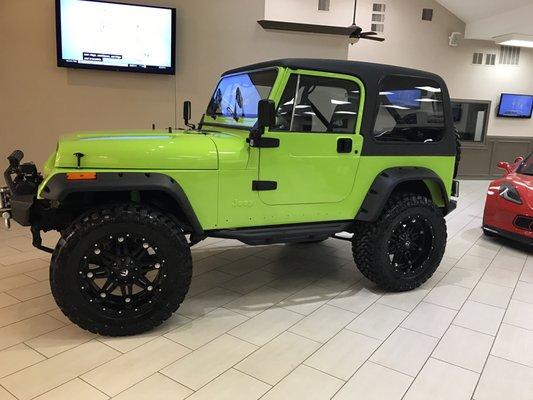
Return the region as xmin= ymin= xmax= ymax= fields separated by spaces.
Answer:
xmin=483 ymin=153 xmax=533 ymax=246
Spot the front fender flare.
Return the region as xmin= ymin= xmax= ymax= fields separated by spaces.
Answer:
xmin=40 ymin=172 xmax=203 ymax=235
xmin=356 ymin=167 xmax=450 ymax=222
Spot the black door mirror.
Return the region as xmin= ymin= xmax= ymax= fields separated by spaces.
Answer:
xmin=257 ymin=99 xmax=276 ymax=131
xmin=183 ymin=101 xmax=195 ymax=129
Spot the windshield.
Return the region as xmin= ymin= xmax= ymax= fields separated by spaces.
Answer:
xmin=517 ymin=153 xmax=533 ymax=176
xmin=206 ymin=69 xmax=277 ymax=121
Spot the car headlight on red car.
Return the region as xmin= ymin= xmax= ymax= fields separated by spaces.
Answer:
xmin=499 ymin=184 xmax=523 ymax=205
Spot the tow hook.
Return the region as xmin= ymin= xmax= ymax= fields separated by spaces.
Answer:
xmin=0 ymin=187 xmax=11 ymax=229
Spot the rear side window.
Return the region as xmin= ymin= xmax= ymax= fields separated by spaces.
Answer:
xmin=374 ymin=75 xmax=445 ymax=143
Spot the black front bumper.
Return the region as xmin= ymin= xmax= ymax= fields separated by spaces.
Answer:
xmin=483 ymin=225 xmax=533 ymax=247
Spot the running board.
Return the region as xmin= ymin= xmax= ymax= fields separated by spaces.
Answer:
xmin=207 ymin=221 xmax=353 ymax=246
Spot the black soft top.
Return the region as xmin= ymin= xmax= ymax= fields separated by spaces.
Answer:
xmin=222 ymin=58 xmax=442 ymax=83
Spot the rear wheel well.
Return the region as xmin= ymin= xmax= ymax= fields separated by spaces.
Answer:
xmin=54 ymin=190 xmax=193 ymax=233
xmin=391 ymin=180 xmax=431 ymax=199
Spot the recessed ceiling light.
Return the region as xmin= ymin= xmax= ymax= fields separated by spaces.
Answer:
xmin=494 ymin=33 xmax=533 ymax=48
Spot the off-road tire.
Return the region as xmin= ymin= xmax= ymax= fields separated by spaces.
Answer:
xmin=50 ymin=203 xmax=192 ymax=336
xmin=352 ymin=194 xmax=447 ymax=292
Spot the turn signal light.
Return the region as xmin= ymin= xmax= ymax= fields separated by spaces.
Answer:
xmin=66 ymin=172 xmax=97 ymax=181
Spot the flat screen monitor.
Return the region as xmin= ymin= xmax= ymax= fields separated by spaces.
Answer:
xmin=56 ymin=0 xmax=176 ymax=74
xmin=497 ymin=93 xmax=533 ymax=118
xmin=385 ymin=89 xmax=422 ymax=109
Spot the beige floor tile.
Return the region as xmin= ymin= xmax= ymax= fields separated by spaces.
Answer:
xmin=327 ymin=283 xmax=381 ymax=314
xmin=278 ymin=284 xmax=339 ymax=316
xmin=0 ymin=246 xmax=22 ymax=258
xmin=474 ymin=356 xmax=533 ymax=400
xmin=520 ymin=257 xmax=533 ymax=283
xmin=490 ymin=253 xmax=527 ymax=272
xmin=0 ymin=259 xmax=48 ymax=280
xmin=7 ymin=280 xmax=51 ymax=301
xmin=504 ymin=300 xmax=533 ymax=330
xmin=453 ymin=300 xmax=505 ymax=335
xmin=437 ymin=256 xmax=459 ymax=273
xmin=432 ymin=325 xmax=493 ymax=372
xmin=0 ymin=293 xmax=19 ymax=308
xmin=187 ymin=270 xmax=233 ymax=297
xmin=440 ymin=267 xmax=484 ymax=289
xmin=0 ymin=295 xmax=57 ymax=328
xmin=46 ymin=309 xmax=72 ymax=325
xmin=229 ymin=307 xmax=302 ymax=346
xmin=235 ymin=331 xmax=320 ymax=384
xmin=491 ymin=324 xmax=533 ymax=367
xmin=0 ymin=274 xmax=37 ymax=292
xmin=112 ymin=373 xmax=192 ymax=400
xmin=346 ymin=302 xmax=408 ymax=340
xmin=216 ymin=255 xmax=271 ymax=276
xmin=424 ymin=282 xmax=471 ymax=310
xmin=33 ymin=378 xmax=108 ymax=400
xmin=468 ymin=282 xmax=513 ymax=309
xmin=261 ymin=365 xmax=344 ymax=400
xmin=224 ymin=285 xmax=290 ymax=317
xmin=161 ymin=334 xmax=257 ymax=390
xmin=370 ymin=328 xmax=438 ymax=377
xmin=513 ymin=281 xmax=533 ymax=305
xmin=25 ymin=324 xmax=96 ymax=357
xmin=219 ymin=269 xmax=277 ymax=294
xmin=289 ymin=305 xmax=356 ymax=343
xmin=98 ymin=313 xmax=191 ymax=353
xmin=0 ymin=340 xmax=119 ymax=400
xmin=465 ymin=243 xmax=499 ymax=260
xmin=305 ymin=329 xmax=381 ymax=380
xmin=177 ymin=287 xmax=241 ymax=319
xmin=82 ymin=337 xmax=189 ymax=397
xmin=0 ymin=314 xmax=64 ymax=351
xmin=23 ymin=267 xmax=49 ymax=282
xmin=403 ymin=358 xmax=478 ymax=400
xmin=0 ymin=386 xmax=16 ymax=399
xmin=0 ymin=343 xmax=45 ymax=378
xmin=401 ymin=302 xmax=457 ymax=338
xmin=333 ymin=361 xmax=412 ymax=400
xmin=165 ymin=307 xmax=248 ymax=350
xmin=481 ymin=267 xmax=520 ymax=288
xmin=454 ymin=255 xmax=492 ymax=272
xmin=0 ymin=250 xmax=46 ymax=267
xmin=191 ymin=255 xmax=231 ymax=276
xmin=186 ymin=369 xmax=270 ymax=400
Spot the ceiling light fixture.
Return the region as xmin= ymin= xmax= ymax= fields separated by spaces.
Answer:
xmin=494 ymin=34 xmax=533 ymax=48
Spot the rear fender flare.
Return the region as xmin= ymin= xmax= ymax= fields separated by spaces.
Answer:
xmin=355 ymin=167 xmax=450 ymax=222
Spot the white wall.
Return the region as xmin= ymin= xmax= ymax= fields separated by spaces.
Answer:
xmin=265 ymin=0 xmax=354 ymax=26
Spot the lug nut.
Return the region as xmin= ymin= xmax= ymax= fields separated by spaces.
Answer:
xmin=154 ymin=263 xmax=161 ymax=269
xmin=147 ymin=286 xmax=153 ymax=291
xmin=118 ymin=237 xmax=124 ymax=242
xmin=100 ymin=292 xmax=106 ymax=298
xmin=125 ymin=297 xmax=131 ymax=303
xmin=143 ymin=243 xmax=149 ymax=249
xmin=94 ymin=248 xmax=101 ymax=255
xmin=87 ymin=272 xmax=94 ymax=278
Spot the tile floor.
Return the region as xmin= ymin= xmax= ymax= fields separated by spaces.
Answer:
xmin=0 ymin=180 xmax=531 ymax=400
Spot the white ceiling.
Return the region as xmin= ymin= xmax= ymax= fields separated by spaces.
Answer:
xmin=435 ymin=0 xmax=533 ymax=41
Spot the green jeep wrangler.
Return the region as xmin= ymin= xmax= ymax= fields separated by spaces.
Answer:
xmin=1 ymin=59 xmax=460 ymax=336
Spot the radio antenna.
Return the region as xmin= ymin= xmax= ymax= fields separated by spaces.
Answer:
xmin=352 ymin=0 xmax=357 ymax=24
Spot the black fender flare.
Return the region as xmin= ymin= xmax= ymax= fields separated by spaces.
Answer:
xmin=355 ymin=167 xmax=450 ymax=222
xmin=41 ymin=172 xmax=204 ymax=235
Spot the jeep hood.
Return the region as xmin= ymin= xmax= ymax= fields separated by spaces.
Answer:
xmin=54 ymin=131 xmax=218 ymax=170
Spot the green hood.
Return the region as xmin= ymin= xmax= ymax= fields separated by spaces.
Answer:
xmin=54 ymin=131 xmax=219 ymax=170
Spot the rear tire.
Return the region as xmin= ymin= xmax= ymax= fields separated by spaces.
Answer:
xmin=50 ymin=203 xmax=192 ymax=336
xmin=352 ymin=194 xmax=447 ymax=292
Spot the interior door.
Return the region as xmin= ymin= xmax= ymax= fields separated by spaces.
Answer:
xmin=258 ymin=72 xmax=363 ymax=206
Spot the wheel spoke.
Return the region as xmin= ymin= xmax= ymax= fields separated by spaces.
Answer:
xmin=135 ymin=275 xmax=152 ymax=289
xmin=101 ymin=278 xmax=118 ymax=294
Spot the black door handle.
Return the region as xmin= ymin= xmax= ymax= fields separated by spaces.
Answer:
xmin=337 ymin=138 xmax=353 ymax=153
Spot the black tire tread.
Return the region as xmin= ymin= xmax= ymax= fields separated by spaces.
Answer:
xmin=50 ymin=203 xmax=192 ymax=336
xmin=352 ymin=194 xmax=447 ymax=292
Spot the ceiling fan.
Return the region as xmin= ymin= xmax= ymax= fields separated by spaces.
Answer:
xmin=348 ymin=0 xmax=385 ymax=44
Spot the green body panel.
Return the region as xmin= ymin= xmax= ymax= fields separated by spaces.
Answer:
xmin=38 ymin=66 xmax=455 ymax=232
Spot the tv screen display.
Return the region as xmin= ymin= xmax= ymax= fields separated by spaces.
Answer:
xmin=385 ymin=90 xmax=422 ymax=109
xmin=497 ymin=93 xmax=533 ymax=118
xmin=56 ymin=0 xmax=176 ymax=74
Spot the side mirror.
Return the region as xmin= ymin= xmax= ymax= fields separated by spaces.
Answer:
xmin=514 ymin=156 xmax=524 ymax=165
xmin=257 ymin=99 xmax=276 ymax=131
xmin=183 ymin=101 xmax=195 ymax=129
xmin=497 ymin=161 xmax=512 ymax=174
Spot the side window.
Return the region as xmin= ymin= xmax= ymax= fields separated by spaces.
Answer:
xmin=374 ymin=75 xmax=445 ymax=143
xmin=274 ymin=74 xmax=360 ymax=133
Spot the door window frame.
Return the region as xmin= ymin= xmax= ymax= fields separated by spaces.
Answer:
xmin=268 ymin=69 xmax=366 ymax=135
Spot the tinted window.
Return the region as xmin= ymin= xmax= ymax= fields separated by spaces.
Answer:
xmin=374 ymin=76 xmax=445 ymax=143
xmin=517 ymin=153 xmax=533 ymax=176
xmin=207 ymin=70 xmax=277 ymax=119
xmin=274 ymin=74 xmax=360 ymax=133
xmin=451 ymin=100 xmax=490 ymax=143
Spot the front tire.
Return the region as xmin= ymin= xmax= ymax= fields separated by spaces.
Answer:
xmin=352 ymin=194 xmax=447 ymax=292
xmin=50 ymin=203 xmax=192 ymax=336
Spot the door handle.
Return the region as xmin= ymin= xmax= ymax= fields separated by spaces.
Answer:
xmin=337 ymin=138 xmax=353 ymax=153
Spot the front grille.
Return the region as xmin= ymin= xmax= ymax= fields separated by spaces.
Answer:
xmin=514 ymin=215 xmax=533 ymax=232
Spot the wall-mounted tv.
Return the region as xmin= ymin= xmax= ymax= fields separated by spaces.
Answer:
xmin=56 ymin=0 xmax=176 ymax=74
xmin=497 ymin=93 xmax=533 ymax=118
